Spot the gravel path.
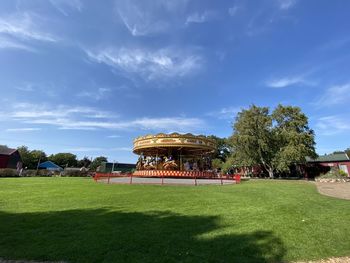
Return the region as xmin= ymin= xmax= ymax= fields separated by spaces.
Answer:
xmin=295 ymin=257 xmax=350 ymax=263
xmin=315 ymin=182 xmax=350 ymax=200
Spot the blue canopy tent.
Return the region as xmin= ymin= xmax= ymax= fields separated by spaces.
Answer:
xmin=38 ymin=161 xmax=63 ymax=171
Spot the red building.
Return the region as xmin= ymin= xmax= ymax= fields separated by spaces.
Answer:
xmin=305 ymin=153 xmax=350 ymax=178
xmin=0 ymin=147 xmax=22 ymax=169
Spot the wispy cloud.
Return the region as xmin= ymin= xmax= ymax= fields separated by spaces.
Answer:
xmin=5 ymin=128 xmax=42 ymax=132
xmin=77 ymin=87 xmax=111 ymax=101
xmin=265 ymin=76 xmax=308 ymax=88
xmin=0 ymin=36 xmax=35 ymax=52
xmin=64 ymin=146 xmax=131 ymax=153
xmin=85 ymin=47 xmax=203 ymax=81
xmin=3 ymin=103 xmax=205 ymax=132
xmin=207 ymin=106 xmax=241 ymax=120
xmin=278 ymin=0 xmax=297 ymax=10
xmin=318 ymin=37 xmax=350 ymax=52
xmin=107 ymin=135 xmax=121 ymax=138
xmin=0 ymin=12 xmax=58 ymax=42
xmin=316 ymin=115 xmax=350 ymax=135
xmin=50 ymin=0 xmax=83 ymax=16
xmin=116 ymin=0 xmax=188 ymax=36
xmin=228 ymin=6 xmax=240 ymax=17
xmin=315 ymin=83 xmax=350 ymax=106
xmin=185 ymin=11 xmax=217 ymax=25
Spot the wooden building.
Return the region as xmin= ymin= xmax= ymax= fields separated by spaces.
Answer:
xmin=0 ymin=147 xmax=22 ymax=169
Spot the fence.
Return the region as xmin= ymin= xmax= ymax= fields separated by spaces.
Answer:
xmin=93 ymin=172 xmax=241 ymax=186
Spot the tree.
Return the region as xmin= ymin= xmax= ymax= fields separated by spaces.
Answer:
xmin=17 ymin=146 xmax=47 ymax=169
xmin=77 ymin=156 xmax=92 ymax=168
xmin=90 ymin=156 xmax=108 ymax=171
xmin=208 ymin=135 xmax=231 ymax=162
xmin=49 ymin=153 xmax=78 ymax=167
xmin=211 ymin=158 xmax=224 ymax=171
xmin=228 ymin=104 xmax=317 ymax=178
xmin=17 ymin=146 xmax=33 ymax=169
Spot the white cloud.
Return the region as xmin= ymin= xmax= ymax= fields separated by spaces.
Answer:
xmin=265 ymin=76 xmax=306 ymax=88
xmin=278 ymin=0 xmax=297 ymax=10
xmin=315 ymin=83 xmax=350 ymax=106
xmin=3 ymin=103 xmax=205 ymax=132
xmin=77 ymin=87 xmax=111 ymax=101
xmin=0 ymin=12 xmax=58 ymax=42
xmin=228 ymin=6 xmax=239 ymax=17
xmin=185 ymin=11 xmax=216 ymax=25
xmin=85 ymin=47 xmax=203 ymax=81
xmin=64 ymin=146 xmax=131 ymax=152
xmin=116 ymin=0 xmax=188 ymax=36
xmin=0 ymin=36 xmax=35 ymax=52
xmin=316 ymin=115 xmax=350 ymax=135
xmin=107 ymin=135 xmax=121 ymax=138
xmin=50 ymin=0 xmax=83 ymax=16
xmin=207 ymin=107 xmax=241 ymax=120
xmin=5 ymin=128 xmax=42 ymax=132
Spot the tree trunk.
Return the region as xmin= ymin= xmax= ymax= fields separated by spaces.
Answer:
xmin=268 ymin=168 xmax=274 ymax=178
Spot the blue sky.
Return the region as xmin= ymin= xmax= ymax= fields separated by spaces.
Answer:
xmin=1 ymin=0 xmax=350 ymax=163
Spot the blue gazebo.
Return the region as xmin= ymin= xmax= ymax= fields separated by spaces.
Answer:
xmin=38 ymin=161 xmax=63 ymax=171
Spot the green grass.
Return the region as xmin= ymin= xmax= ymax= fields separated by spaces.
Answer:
xmin=0 ymin=178 xmax=349 ymax=263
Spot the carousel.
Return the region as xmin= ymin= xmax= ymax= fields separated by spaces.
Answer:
xmin=133 ymin=133 xmax=217 ymax=178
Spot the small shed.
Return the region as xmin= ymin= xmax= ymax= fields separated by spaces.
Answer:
xmin=0 ymin=147 xmax=22 ymax=169
xmin=38 ymin=161 xmax=63 ymax=171
xmin=306 ymin=153 xmax=350 ymax=177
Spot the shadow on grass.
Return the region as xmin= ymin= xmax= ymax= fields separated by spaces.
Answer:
xmin=0 ymin=209 xmax=285 ymax=263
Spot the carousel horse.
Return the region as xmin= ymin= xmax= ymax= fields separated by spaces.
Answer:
xmin=143 ymin=157 xmax=156 ymax=170
xmin=163 ymin=156 xmax=178 ymax=170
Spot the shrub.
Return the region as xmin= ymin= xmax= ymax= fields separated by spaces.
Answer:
xmin=0 ymin=168 xmax=18 ymax=177
xmin=318 ymin=167 xmax=348 ymax=179
xmin=62 ymin=169 xmax=89 ymax=177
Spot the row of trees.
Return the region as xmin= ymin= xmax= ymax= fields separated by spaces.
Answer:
xmin=211 ymin=104 xmax=320 ymax=178
xmin=1 ymin=145 xmax=108 ymax=171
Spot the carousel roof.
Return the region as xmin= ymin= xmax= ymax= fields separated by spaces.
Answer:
xmin=133 ymin=133 xmax=216 ymax=155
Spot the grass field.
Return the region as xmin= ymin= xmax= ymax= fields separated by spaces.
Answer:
xmin=0 ymin=178 xmax=349 ymax=263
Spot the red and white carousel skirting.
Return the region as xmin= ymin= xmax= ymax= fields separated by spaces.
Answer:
xmin=133 ymin=170 xmax=216 ymax=178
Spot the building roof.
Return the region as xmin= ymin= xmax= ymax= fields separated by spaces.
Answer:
xmin=0 ymin=147 xmax=17 ymax=155
xmin=307 ymin=153 xmax=350 ymax=163
xmin=38 ymin=161 xmax=63 ymax=171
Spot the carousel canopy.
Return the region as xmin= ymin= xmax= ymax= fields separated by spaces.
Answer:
xmin=133 ymin=133 xmax=216 ymax=156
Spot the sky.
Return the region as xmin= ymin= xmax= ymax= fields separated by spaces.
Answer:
xmin=0 ymin=0 xmax=350 ymax=163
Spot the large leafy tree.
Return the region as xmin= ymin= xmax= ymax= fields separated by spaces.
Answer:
xmin=49 ymin=153 xmax=78 ymax=167
xmin=77 ymin=156 xmax=92 ymax=168
xmin=90 ymin=156 xmax=108 ymax=171
xmin=228 ymin=104 xmax=317 ymax=178
xmin=17 ymin=146 xmax=47 ymax=169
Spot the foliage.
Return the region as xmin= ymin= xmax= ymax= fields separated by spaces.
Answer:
xmin=319 ymin=167 xmax=348 ymax=179
xmin=211 ymin=158 xmax=223 ymax=170
xmin=228 ymin=104 xmax=317 ymax=178
xmin=90 ymin=156 xmax=108 ymax=171
xmin=208 ymin=135 xmax=231 ymax=162
xmin=48 ymin=153 xmax=78 ymax=167
xmin=62 ymin=169 xmax=90 ymax=177
xmin=0 ymin=168 xmax=18 ymax=177
xmin=77 ymin=156 xmax=92 ymax=168
xmin=17 ymin=146 xmax=47 ymax=169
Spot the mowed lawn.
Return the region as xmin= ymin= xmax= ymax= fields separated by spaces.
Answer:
xmin=0 ymin=178 xmax=350 ymax=263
